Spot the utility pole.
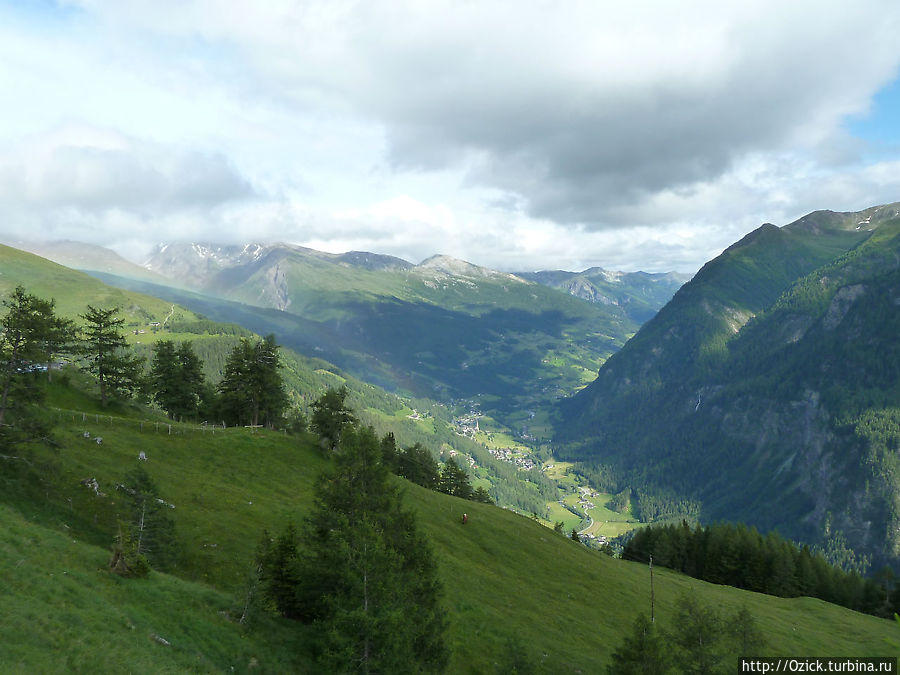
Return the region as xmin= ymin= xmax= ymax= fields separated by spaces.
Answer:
xmin=649 ymin=553 xmax=655 ymax=623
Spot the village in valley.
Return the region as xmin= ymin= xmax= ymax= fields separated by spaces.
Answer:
xmin=451 ymin=406 xmax=641 ymax=549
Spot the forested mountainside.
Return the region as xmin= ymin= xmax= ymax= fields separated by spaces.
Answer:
xmin=557 ymin=202 xmax=900 ymax=568
xmin=116 ymin=242 xmax=683 ymax=429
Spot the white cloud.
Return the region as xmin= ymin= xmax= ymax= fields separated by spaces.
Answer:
xmin=0 ymin=124 xmax=254 ymax=215
xmin=0 ymin=1 xmax=899 ymax=273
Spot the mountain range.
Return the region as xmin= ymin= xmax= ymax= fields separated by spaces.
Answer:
xmin=557 ymin=202 xmax=900 ymax=567
xmin=9 ymin=200 xmax=900 ymax=569
xmin=3 ymin=206 xmax=900 ymax=668
xmin=43 ymin=240 xmax=685 ymax=435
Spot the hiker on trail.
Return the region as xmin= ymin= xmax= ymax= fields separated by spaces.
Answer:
xmin=462 ymin=513 xmax=468 ymax=525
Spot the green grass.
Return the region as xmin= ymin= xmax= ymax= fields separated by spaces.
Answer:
xmin=2 ymin=382 xmax=898 ymax=672
xmin=0 ymin=502 xmax=309 ymax=673
xmin=364 ymin=404 xmax=438 ymax=435
xmin=0 ymin=245 xmax=201 ymax=325
xmin=577 ymin=491 xmax=644 ymax=539
xmin=545 ymin=501 xmax=583 ymax=531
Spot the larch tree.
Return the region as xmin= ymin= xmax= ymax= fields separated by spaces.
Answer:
xmin=397 ymin=442 xmax=440 ymax=489
xmin=218 ymin=334 xmax=288 ymax=427
xmin=0 ymin=286 xmax=73 ymax=438
xmin=261 ymin=425 xmax=448 ymax=673
xmin=606 ymin=613 xmax=670 ymax=675
xmin=79 ymin=305 xmax=144 ymax=407
xmin=309 ymin=385 xmax=357 ymax=452
xmin=150 ymin=340 xmax=206 ymax=420
xmin=114 ymin=466 xmax=177 ymax=572
xmin=438 ymin=456 xmax=473 ymax=499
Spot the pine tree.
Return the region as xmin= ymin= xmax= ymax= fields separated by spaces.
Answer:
xmin=472 ymin=486 xmax=493 ymax=504
xmin=438 ymin=456 xmax=473 ymax=499
xmin=175 ymin=341 xmax=205 ymax=414
xmin=397 ymin=442 xmax=440 ymax=489
xmin=727 ymin=605 xmax=765 ymax=656
xmin=150 ymin=340 xmax=206 ymax=420
xmin=274 ymin=425 xmax=448 ymax=672
xmin=117 ymin=467 xmax=177 ymax=571
xmin=218 ymin=335 xmax=287 ymax=427
xmin=257 ymin=525 xmax=307 ymax=619
xmin=309 ymin=385 xmax=357 ymax=451
xmin=607 ymin=613 xmax=670 ymax=674
xmin=668 ymin=593 xmax=724 ymax=675
xmin=149 ymin=340 xmax=178 ymax=416
xmin=0 ymin=286 xmax=73 ymax=439
xmin=380 ymin=432 xmax=399 ymax=472
xmin=79 ymin=305 xmax=144 ymax=407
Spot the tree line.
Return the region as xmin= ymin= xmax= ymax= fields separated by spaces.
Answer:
xmin=0 ymin=286 xmax=293 ymax=441
xmin=623 ymin=520 xmax=898 ymax=618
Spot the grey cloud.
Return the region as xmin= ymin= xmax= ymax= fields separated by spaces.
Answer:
xmin=337 ymin=2 xmax=900 ymax=228
xmin=64 ymin=1 xmax=900 ymax=232
xmin=0 ymin=140 xmax=255 ymax=216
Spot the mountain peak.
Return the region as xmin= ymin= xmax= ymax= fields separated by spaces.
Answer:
xmin=416 ymin=254 xmax=504 ymax=278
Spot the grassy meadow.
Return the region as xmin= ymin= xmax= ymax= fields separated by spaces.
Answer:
xmin=1 ymin=378 xmax=897 ymax=672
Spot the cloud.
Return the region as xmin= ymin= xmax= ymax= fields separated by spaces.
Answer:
xmin=2 ymin=2 xmax=900 ymax=274
xmin=0 ymin=125 xmax=255 ymax=213
xmin=65 ymin=1 xmax=900 ymax=231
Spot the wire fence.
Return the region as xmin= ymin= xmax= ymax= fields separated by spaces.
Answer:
xmin=49 ymin=407 xmax=280 ymax=438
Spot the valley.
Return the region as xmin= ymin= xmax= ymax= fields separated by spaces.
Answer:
xmin=557 ymin=202 xmax=900 ymax=570
xmin=4 ymin=203 xmax=900 ymax=669
xmin=64 ymin=243 xmax=682 ymax=535
xmin=8 ymin=5 xmax=900 ymax=670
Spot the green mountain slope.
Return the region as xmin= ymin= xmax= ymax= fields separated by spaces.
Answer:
xmin=141 ymin=243 xmax=681 ymax=424
xmin=518 ymin=268 xmax=690 ymax=323
xmin=2 ymin=383 xmax=895 ymax=672
xmin=557 ymin=202 xmax=900 ymax=565
xmin=3 ymin=239 xmax=172 ymax=285
xmin=0 ymin=244 xmax=196 ymax=323
xmin=0 ymin=244 xmax=559 ymax=515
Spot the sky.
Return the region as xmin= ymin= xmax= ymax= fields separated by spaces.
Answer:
xmin=1 ymin=1 xmax=900 ymax=274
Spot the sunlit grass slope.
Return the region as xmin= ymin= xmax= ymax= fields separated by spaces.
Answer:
xmin=0 ymin=502 xmax=309 ymax=673
xmin=2 ymin=382 xmax=897 ymax=672
xmin=0 ymin=244 xmax=197 ymax=323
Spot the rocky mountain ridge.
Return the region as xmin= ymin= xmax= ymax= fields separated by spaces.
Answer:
xmin=557 ymin=201 xmax=900 ymax=567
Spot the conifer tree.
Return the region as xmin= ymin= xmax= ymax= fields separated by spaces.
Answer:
xmin=438 ymin=456 xmax=473 ymax=499
xmin=727 ymin=605 xmax=765 ymax=656
xmin=472 ymin=486 xmax=493 ymax=504
xmin=397 ymin=442 xmax=440 ymax=489
xmin=79 ymin=305 xmax=144 ymax=406
xmin=269 ymin=425 xmax=448 ymax=672
xmin=117 ymin=467 xmax=177 ymax=571
xmin=149 ymin=339 xmax=178 ymax=415
xmin=668 ymin=593 xmax=724 ymax=674
xmin=257 ymin=524 xmax=306 ymax=619
xmin=150 ymin=340 xmax=206 ymax=420
xmin=607 ymin=613 xmax=669 ymax=675
xmin=309 ymin=385 xmax=357 ymax=451
xmin=0 ymin=286 xmax=73 ymax=438
xmin=218 ymin=334 xmax=287 ymax=427
xmin=380 ymin=431 xmax=399 ymax=471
